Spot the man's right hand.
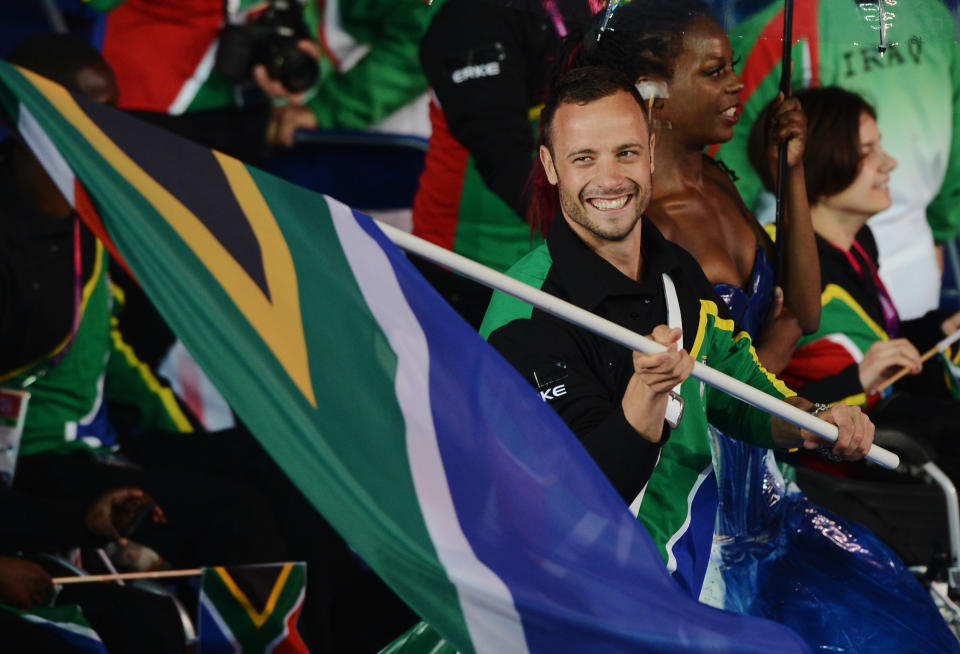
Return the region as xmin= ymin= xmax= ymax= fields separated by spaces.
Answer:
xmin=858 ymin=339 xmax=922 ymax=391
xmin=0 ymin=556 xmax=52 ymax=609
xmin=621 ymin=325 xmax=694 ymax=442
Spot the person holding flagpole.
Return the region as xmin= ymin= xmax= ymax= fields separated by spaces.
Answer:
xmin=481 ymin=64 xmax=873 ymax=599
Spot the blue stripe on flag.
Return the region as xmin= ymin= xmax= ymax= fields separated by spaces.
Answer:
xmin=352 ymin=210 xmax=812 ymax=654
xmin=670 ymin=468 xmax=719 ymax=597
xmin=197 ymin=595 xmax=238 ymax=654
xmin=19 ymin=615 xmax=109 ymax=654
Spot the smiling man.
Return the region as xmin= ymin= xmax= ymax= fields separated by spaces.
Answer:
xmin=479 ymin=66 xmax=874 ymax=597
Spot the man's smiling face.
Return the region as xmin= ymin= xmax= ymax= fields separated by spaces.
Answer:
xmin=540 ymin=89 xmax=655 ymax=246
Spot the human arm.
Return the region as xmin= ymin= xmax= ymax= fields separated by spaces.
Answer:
xmin=487 ymin=318 xmax=669 ymax=502
xmin=925 ymin=27 xmax=960 ymax=244
xmin=703 ymin=308 xmax=873 ymax=458
xmin=83 ymin=487 xmax=166 ymax=547
xmin=416 ymin=0 xmax=540 ymax=216
xmin=0 ymin=557 xmax=52 ymax=610
xmin=622 ymin=326 xmax=695 ymax=441
xmin=770 ymin=397 xmax=874 ymax=459
xmin=266 ymin=0 xmax=436 ymax=143
xmin=304 ymin=0 xmax=435 ymax=130
xmin=754 ymin=286 xmax=803 ymax=373
xmin=761 ymin=94 xmax=820 ymax=333
xmin=0 ymin=486 xmax=162 ymax=551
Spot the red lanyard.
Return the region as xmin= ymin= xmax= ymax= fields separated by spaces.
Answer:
xmin=541 ymin=0 xmax=568 ymax=37
xmin=838 ymin=239 xmax=900 ymax=336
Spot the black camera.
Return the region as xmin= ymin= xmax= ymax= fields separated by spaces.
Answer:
xmin=215 ymin=0 xmax=319 ymax=94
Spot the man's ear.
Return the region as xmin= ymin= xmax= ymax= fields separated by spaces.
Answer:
xmin=649 ymin=131 xmax=656 ymax=176
xmin=540 ymin=145 xmax=559 ymax=186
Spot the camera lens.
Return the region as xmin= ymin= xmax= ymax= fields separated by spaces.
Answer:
xmin=215 ymin=26 xmax=257 ymax=80
xmin=277 ymin=48 xmax=319 ymax=93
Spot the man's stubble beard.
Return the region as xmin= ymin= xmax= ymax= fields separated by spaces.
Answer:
xmin=556 ymin=177 xmax=648 ymax=242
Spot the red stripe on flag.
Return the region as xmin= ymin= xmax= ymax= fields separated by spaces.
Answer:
xmin=271 ymin=593 xmax=308 ymax=654
xmin=779 ymin=337 xmax=856 ymax=389
xmin=73 ymin=180 xmax=135 ymax=280
xmin=100 ymin=0 xmax=224 ymax=112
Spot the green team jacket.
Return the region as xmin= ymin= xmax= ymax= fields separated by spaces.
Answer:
xmin=716 ymin=0 xmax=960 ymax=318
xmin=91 ymin=0 xmax=437 ymax=130
xmin=1 ymin=241 xmax=192 ymax=457
xmin=480 ymin=218 xmax=794 ymax=574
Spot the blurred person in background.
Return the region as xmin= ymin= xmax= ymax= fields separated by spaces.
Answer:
xmin=716 ymin=0 xmax=960 ymax=321
xmin=411 ymin=0 xmax=595 ymax=327
xmin=768 ymin=86 xmax=960 ymax=479
xmin=89 ymin=0 xmax=438 ymax=147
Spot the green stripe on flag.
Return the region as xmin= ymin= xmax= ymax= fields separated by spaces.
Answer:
xmin=200 ymin=564 xmax=306 ymax=649
xmin=0 ymin=62 xmax=473 ymax=650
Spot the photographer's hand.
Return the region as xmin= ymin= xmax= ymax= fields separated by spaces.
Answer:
xmin=252 ymin=39 xmax=320 ymax=105
xmin=266 ymin=105 xmax=318 ymax=148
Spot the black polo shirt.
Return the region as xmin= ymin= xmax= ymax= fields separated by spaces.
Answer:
xmin=481 ymin=213 xmax=735 ymax=501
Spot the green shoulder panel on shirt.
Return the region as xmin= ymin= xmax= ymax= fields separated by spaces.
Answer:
xmin=479 ymin=243 xmax=553 ymax=339
xmin=454 ymin=154 xmax=542 ymax=272
xmin=694 ymin=299 xmax=790 ymax=449
xmin=796 ymin=283 xmax=889 ymax=355
xmin=11 ymin=246 xmax=112 ymax=456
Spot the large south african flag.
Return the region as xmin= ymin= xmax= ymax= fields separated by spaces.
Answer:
xmin=0 ymin=61 xmax=811 ymax=653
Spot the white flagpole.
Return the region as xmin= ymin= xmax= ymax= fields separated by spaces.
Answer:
xmin=874 ymin=326 xmax=960 ymax=393
xmin=52 ymin=568 xmax=203 ymax=584
xmin=377 ymin=221 xmax=899 ymax=470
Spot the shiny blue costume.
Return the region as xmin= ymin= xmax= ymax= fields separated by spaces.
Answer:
xmin=704 ymin=246 xmax=955 ymax=652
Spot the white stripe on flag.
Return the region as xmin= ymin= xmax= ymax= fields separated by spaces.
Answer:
xmin=168 ymin=38 xmax=220 ymax=115
xmin=823 ymin=333 xmax=865 ymax=363
xmin=801 ymin=39 xmax=812 ymax=88
xmin=322 ymin=0 xmax=370 ymax=72
xmin=665 ymin=463 xmax=714 ymax=574
xmin=18 ymin=103 xmax=75 ymax=207
xmin=20 ymin=613 xmax=102 ymax=643
xmin=265 ymin=585 xmax=306 ymax=652
xmin=328 ymin=198 xmax=529 ymax=654
xmin=199 ymin=592 xmax=241 ymax=654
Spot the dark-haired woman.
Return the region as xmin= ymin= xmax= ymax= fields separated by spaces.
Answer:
xmin=774 ymin=87 xmax=960 ymax=475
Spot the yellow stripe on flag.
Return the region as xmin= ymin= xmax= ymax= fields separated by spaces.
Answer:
xmin=214 ymin=563 xmax=294 ymax=629
xmin=20 ymin=66 xmax=317 ymax=407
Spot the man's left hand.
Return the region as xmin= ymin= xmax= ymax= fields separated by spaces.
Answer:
xmin=800 ymin=403 xmax=874 ymax=460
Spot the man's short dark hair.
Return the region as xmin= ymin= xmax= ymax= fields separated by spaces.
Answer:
xmin=747 ymin=86 xmax=877 ymax=204
xmin=540 ymin=66 xmax=649 ymax=151
xmin=5 ymin=33 xmax=107 ymax=93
